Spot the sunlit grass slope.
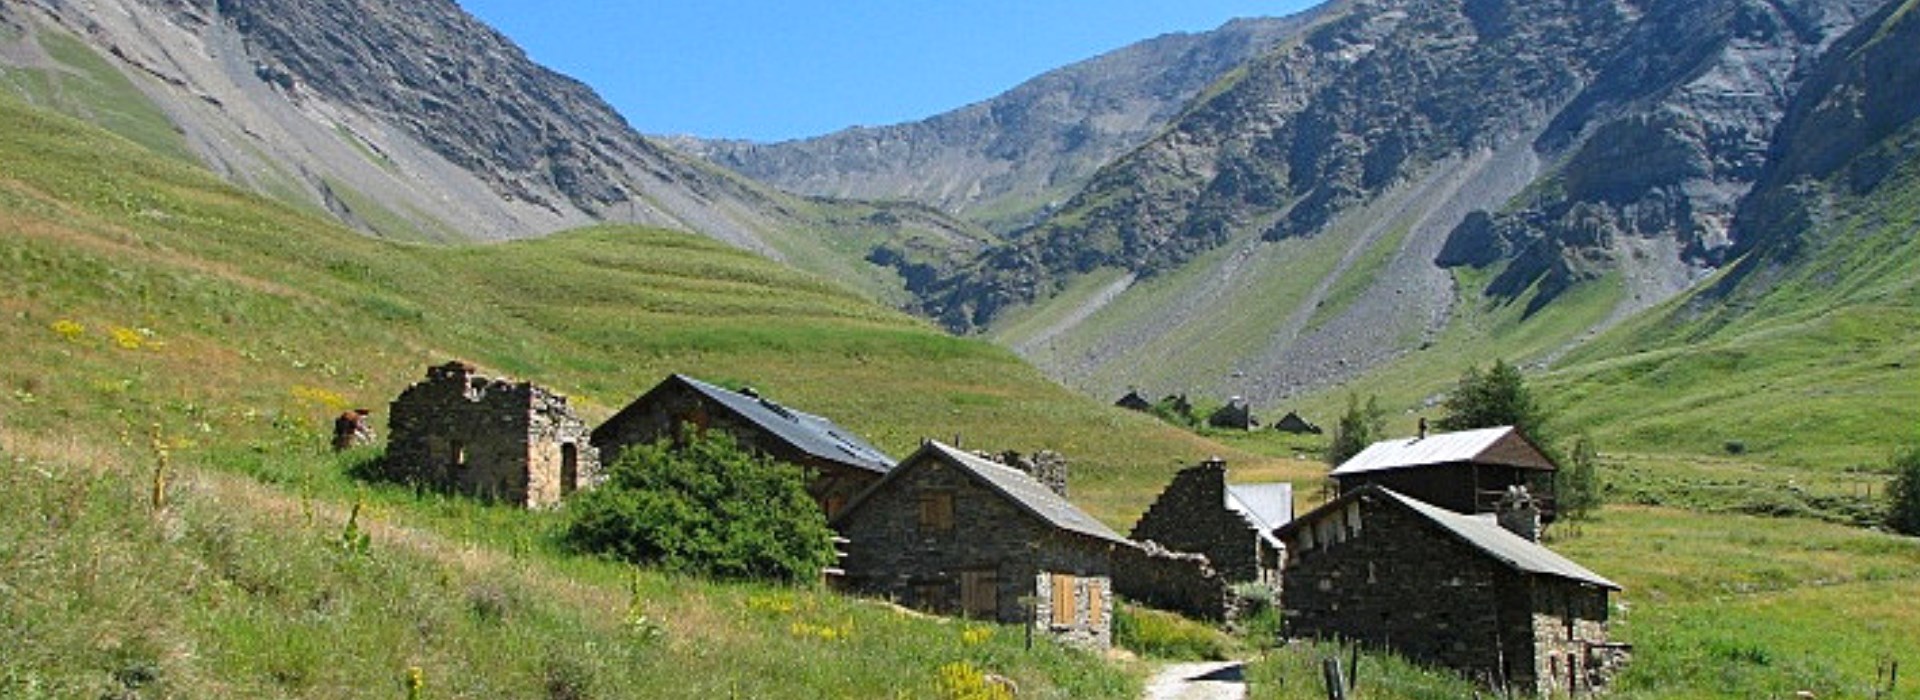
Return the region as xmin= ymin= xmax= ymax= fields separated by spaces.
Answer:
xmin=0 ymin=90 xmax=1296 ymax=525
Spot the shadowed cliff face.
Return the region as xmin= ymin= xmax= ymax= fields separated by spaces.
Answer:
xmin=912 ymin=0 xmax=1884 ymax=337
xmin=213 ymin=0 xmax=658 ymax=216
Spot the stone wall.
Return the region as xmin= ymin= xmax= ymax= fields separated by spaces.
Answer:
xmin=1113 ymin=540 xmax=1235 ymax=621
xmin=1527 ymin=580 xmax=1616 ymax=695
xmin=834 ymin=453 xmax=1114 ymax=649
xmin=385 ymin=362 xmax=599 ymax=508
xmin=1130 ymin=460 xmax=1266 ymax=583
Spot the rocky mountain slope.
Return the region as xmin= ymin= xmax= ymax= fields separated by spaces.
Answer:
xmin=0 ymin=0 xmax=982 ymax=280
xmin=912 ymin=0 xmax=1893 ymax=405
xmin=675 ymin=13 xmax=1322 ymax=234
xmin=1541 ymin=0 xmax=1920 ymax=464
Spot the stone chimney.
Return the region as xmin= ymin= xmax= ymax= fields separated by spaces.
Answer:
xmin=1496 ymin=485 xmax=1541 ymax=542
xmin=1417 ymin=416 xmax=1428 ymax=440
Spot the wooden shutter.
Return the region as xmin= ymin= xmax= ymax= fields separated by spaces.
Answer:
xmin=919 ymin=491 xmax=954 ymax=532
xmin=961 ymin=570 xmax=998 ymax=618
xmin=1087 ymin=578 xmax=1105 ymax=626
xmin=1051 ymin=573 xmax=1076 ymax=625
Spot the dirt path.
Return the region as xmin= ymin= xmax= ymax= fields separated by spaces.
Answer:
xmin=1141 ymin=660 xmax=1248 ymax=700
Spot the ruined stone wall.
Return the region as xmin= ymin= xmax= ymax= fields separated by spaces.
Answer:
xmin=1130 ymin=461 xmax=1264 ymax=582
xmin=386 ymin=363 xmax=598 ymax=508
xmin=984 ymin=450 xmax=1069 ymax=498
xmin=1113 ymin=541 xmax=1234 ymax=621
xmin=1281 ymin=499 xmax=1510 ymax=681
xmin=834 ymin=455 xmax=1113 ymax=648
xmin=521 ymin=383 xmax=601 ymax=507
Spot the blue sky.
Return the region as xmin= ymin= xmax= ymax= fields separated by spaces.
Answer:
xmin=457 ymin=1 xmax=1319 ymax=143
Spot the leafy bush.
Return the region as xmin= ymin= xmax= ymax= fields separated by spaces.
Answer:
xmin=562 ymin=429 xmax=836 ymax=582
xmin=1887 ymin=446 xmax=1920 ymax=535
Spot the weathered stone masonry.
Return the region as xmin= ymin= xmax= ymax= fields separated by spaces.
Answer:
xmin=833 ymin=443 xmax=1120 ymax=649
xmin=1278 ymin=487 xmax=1618 ymax=695
xmin=386 ymin=361 xmax=600 ymax=508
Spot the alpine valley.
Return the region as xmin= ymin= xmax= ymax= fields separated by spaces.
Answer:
xmin=2 ymin=0 xmax=1917 ymax=697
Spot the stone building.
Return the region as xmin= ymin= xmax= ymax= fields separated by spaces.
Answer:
xmin=1129 ymin=458 xmax=1291 ymax=585
xmin=1272 ymin=411 xmax=1323 ymax=435
xmin=831 ymin=440 xmax=1130 ymax=649
xmin=1330 ymin=425 xmax=1558 ymax=520
xmin=1274 ymin=484 xmax=1624 ymax=695
xmin=1207 ymin=397 xmax=1258 ymax=430
xmin=591 ymin=374 xmax=895 ymax=518
xmin=1120 ymin=459 xmax=1291 ymax=620
xmin=385 ymin=361 xmax=600 ymax=508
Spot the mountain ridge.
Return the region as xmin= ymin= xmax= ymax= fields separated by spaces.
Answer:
xmin=907 ymin=0 xmax=1893 ymax=408
xmin=0 ymin=0 xmax=987 ymax=292
xmin=674 ymin=13 xmax=1325 ymax=235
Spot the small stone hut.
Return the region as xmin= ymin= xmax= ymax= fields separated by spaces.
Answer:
xmin=591 ymin=374 xmax=895 ymax=518
xmin=831 ymin=440 xmax=1130 ymax=649
xmin=1207 ymin=397 xmax=1258 ymax=430
xmin=1273 ymin=411 xmax=1323 ymax=435
xmin=1330 ymin=425 xmax=1557 ymax=520
xmin=1114 ymin=389 xmax=1154 ymax=412
xmin=1274 ymin=484 xmax=1624 ymax=695
xmin=385 ymin=361 xmax=599 ymax=508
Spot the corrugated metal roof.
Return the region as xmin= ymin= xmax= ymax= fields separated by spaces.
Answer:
xmin=1226 ymin=482 xmax=1294 ymax=547
xmin=921 ymin=441 xmax=1131 ymax=547
xmin=1330 ymin=426 xmax=1549 ymax=476
xmin=1377 ymin=487 xmax=1618 ymax=590
xmin=675 ymin=375 xmax=896 ymax=475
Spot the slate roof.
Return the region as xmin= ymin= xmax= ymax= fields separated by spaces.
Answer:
xmin=1225 ymin=483 xmax=1294 ymax=548
xmin=598 ymin=374 xmax=896 ymax=475
xmin=1330 ymin=425 xmax=1554 ymax=476
xmin=837 ymin=440 xmax=1130 ymax=547
xmin=1277 ymin=484 xmax=1619 ymax=590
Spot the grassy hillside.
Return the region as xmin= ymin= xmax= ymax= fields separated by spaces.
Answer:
xmin=0 ymin=91 xmax=1324 ymax=696
xmin=0 ymin=87 xmax=1305 ymax=523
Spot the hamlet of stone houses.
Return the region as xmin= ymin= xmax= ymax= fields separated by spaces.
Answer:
xmin=382 ymin=360 xmax=1626 ymax=696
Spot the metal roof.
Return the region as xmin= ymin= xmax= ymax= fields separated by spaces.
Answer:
xmin=1225 ymin=482 xmax=1294 ymax=547
xmin=850 ymin=441 xmax=1130 ymax=547
xmin=670 ymin=375 xmax=897 ymax=475
xmin=1329 ymin=426 xmax=1551 ymax=476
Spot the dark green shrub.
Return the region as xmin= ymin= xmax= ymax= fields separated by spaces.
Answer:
xmin=1557 ymin=434 xmax=1603 ymax=520
xmin=1887 ymin=446 xmax=1920 ymax=536
xmin=1326 ymin=394 xmax=1385 ymax=466
xmin=562 ymin=429 xmax=836 ymax=582
xmin=1435 ymin=359 xmax=1546 ymax=437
